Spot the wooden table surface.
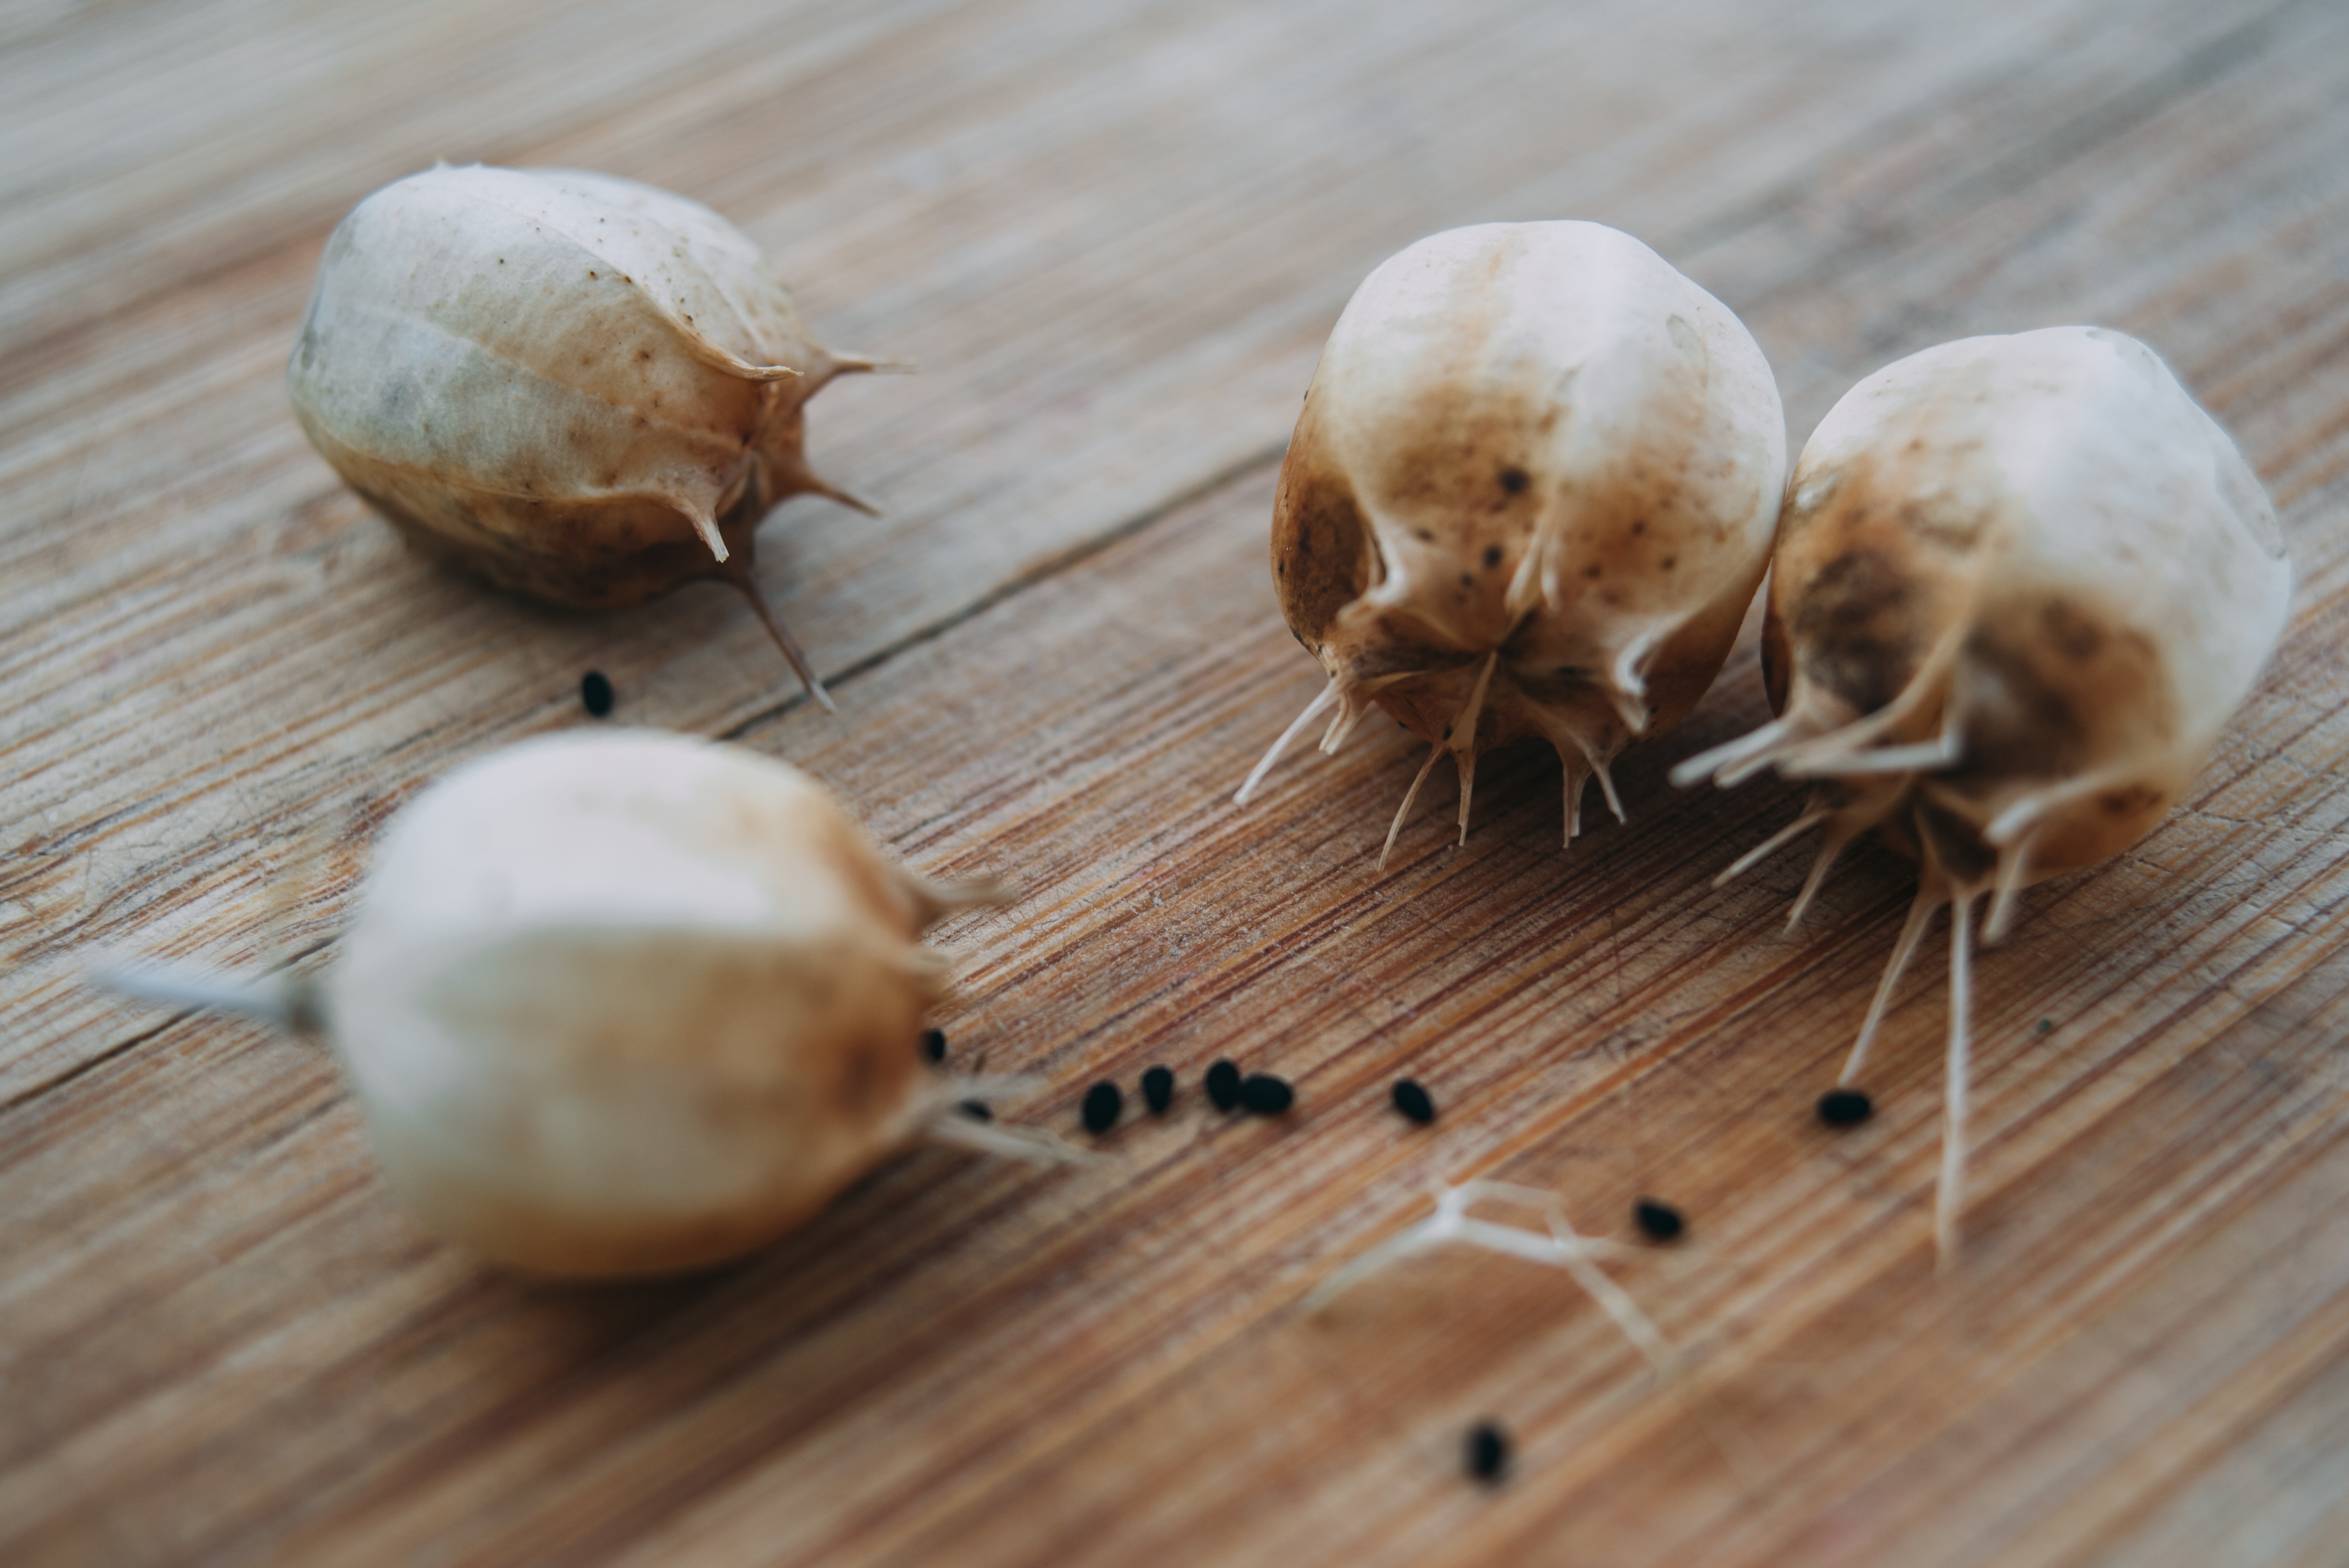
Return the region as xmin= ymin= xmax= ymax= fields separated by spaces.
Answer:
xmin=8 ymin=1 xmax=2349 ymax=1563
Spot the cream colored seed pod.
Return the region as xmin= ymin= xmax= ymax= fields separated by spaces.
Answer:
xmin=1236 ymin=221 xmax=1787 ymax=866
xmin=103 ymin=731 xmax=1057 ymax=1279
xmin=1675 ymin=324 xmax=2292 ymax=1265
xmin=287 ymin=164 xmax=889 ymax=708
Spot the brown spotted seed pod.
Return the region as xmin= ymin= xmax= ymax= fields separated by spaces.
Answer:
xmin=1236 ymin=222 xmax=1787 ymax=866
xmin=287 ymin=164 xmax=890 ymax=709
xmin=1675 ymin=325 xmax=2292 ymax=1265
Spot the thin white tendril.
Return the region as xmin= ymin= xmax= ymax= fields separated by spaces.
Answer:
xmin=1711 ymin=807 xmax=1830 ymax=889
xmin=1305 ymin=1180 xmax=1677 ymax=1377
xmin=1378 ymin=742 xmax=1446 ymax=872
xmin=1235 ymin=678 xmax=1341 ymax=805
xmin=1839 ymin=883 xmax=1943 ymax=1086
xmin=1936 ymin=888 xmax=1978 ymax=1271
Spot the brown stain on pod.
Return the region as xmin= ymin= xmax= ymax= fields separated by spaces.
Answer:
xmin=1243 ymin=222 xmax=1788 ymax=863
xmin=287 ymin=165 xmax=895 ymax=709
xmin=1676 ymin=325 xmax=2292 ymax=1266
xmin=1763 ymin=358 xmax=2007 ymax=733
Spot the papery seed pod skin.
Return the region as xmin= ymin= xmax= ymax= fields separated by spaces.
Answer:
xmin=287 ymin=165 xmax=884 ymax=705
xmin=1764 ymin=326 xmax=2286 ymax=876
xmin=1686 ymin=324 xmax=2291 ymax=909
xmin=323 ymin=731 xmax=987 ymax=1279
xmin=1678 ymin=324 xmax=2292 ymax=1264
xmin=1240 ymin=222 xmax=1788 ymax=864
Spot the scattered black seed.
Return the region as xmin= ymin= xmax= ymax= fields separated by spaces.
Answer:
xmin=959 ymin=1099 xmax=992 ymax=1122
xmin=1465 ymin=1421 xmax=1510 ymax=1482
xmin=1817 ymin=1088 xmax=1873 ymax=1127
xmin=920 ymin=1028 xmax=947 ymax=1065
xmin=1633 ymin=1198 xmax=1685 ymax=1242
xmin=579 ymin=670 xmax=615 ymax=717
xmin=2037 ymin=1017 xmax=2056 ymax=1034
xmin=1239 ymin=1073 xmax=1294 ymax=1115
xmin=1391 ymin=1078 xmax=1436 ymax=1125
xmin=1205 ymin=1059 xmax=1242 ymax=1111
xmin=1082 ymin=1081 xmax=1123 ymax=1134
xmin=1142 ymin=1065 xmax=1175 ymax=1114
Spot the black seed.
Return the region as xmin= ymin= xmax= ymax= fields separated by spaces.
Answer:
xmin=1142 ymin=1065 xmax=1174 ymax=1114
xmin=1206 ymin=1059 xmax=1242 ymax=1111
xmin=1465 ymin=1421 xmax=1510 ymax=1482
xmin=1482 ymin=544 xmax=1502 ymax=569
xmin=2036 ymin=1017 xmax=2056 ymax=1034
xmin=1082 ymin=1082 xmax=1123 ymax=1134
xmin=959 ymin=1099 xmax=992 ymax=1122
xmin=579 ymin=670 xmax=615 ymax=717
xmin=1239 ymin=1074 xmax=1294 ymax=1115
xmin=1816 ymin=1089 xmax=1873 ymax=1127
xmin=1391 ymin=1079 xmax=1436 ymax=1124
xmin=1499 ymin=466 xmax=1529 ymax=495
xmin=1633 ymin=1198 xmax=1685 ymax=1242
xmin=920 ymin=1028 xmax=947 ymax=1065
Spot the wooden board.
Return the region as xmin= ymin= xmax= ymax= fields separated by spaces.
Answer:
xmin=5 ymin=0 xmax=2349 ymax=1562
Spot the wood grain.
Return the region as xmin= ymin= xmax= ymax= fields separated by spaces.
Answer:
xmin=5 ymin=0 xmax=2349 ymax=1564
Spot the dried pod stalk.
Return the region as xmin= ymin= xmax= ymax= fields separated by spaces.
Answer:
xmin=1239 ymin=222 xmax=1787 ymax=865
xmin=288 ymin=164 xmax=889 ymax=708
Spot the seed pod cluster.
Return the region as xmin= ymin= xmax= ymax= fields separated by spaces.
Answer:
xmin=1242 ymin=239 xmax=2291 ymax=1271
xmin=107 ymin=193 xmax=2289 ymax=1301
xmin=1677 ymin=324 xmax=2291 ymax=1262
xmin=1238 ymin=221 xmax=1788 ymax=866
xmin=288 ymin=164 xmax=886 ymax=707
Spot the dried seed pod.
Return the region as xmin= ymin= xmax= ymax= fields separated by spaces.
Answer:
xmin=1237 ymin=222 xmax=1787 ymax=865
xmin=104 ymin=731 xmax=1069 ymax=1279
xmin=1675 ymin=325 xmax=2292 ymax=1264
xmin=287 ymin=164 xmax=891 ymax=708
